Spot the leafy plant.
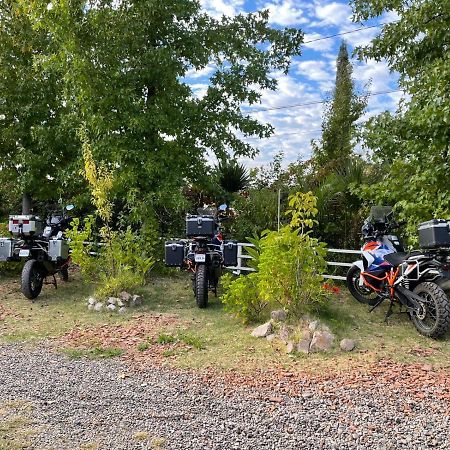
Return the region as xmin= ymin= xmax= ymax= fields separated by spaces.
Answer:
xmin=222 ymin=192 xmax=330 ymax=322
xmin=68 ymin=128 xmax=155 ymax=299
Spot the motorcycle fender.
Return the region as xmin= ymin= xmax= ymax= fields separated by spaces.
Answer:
xmin=351 ymin=261 xmax=365 ymax=286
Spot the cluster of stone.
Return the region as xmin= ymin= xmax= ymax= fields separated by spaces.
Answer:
xmin=251 ymin=310 xmax=355 ymax=354
xmin=87 ymin=291 xmax=142 ymax=314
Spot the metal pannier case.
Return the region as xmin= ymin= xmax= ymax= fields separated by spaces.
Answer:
xmin=186 ymin=215 xmax=216 ymax=238
xmin=223 ymin=241 xmax=238 ymax=267
xmin=48 ymin=239 xmax=70 ymax=261
xmin=9 ymin=215 xmax=43 ymax=237
xmin=418 ymin=219 xmax=450 ymax=249
xmin=0 ymin=238 xmax=14 ymax=262
xmin=165 ymin=241 xmax=185 ymax=267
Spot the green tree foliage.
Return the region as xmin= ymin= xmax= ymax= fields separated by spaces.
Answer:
xmin=216 ymin=160 xmax=250 ymax=197
xmin=352 ymin=0 xmax=450 ymax=240
xmin=17 ymin=0 xmax=302 ymax=229
xmin=222 ymin=192 xmax=329 ymax=322
xmin=312 ymin=42 xmax=367 ymax=170
xmin=0 ymin=1 xmax=80 ymax=206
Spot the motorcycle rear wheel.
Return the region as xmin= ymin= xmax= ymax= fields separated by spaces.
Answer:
xmin=195 ymin=264 xmax=208 ymax=308
xmin=346 ymin=265 xmax=380 ymax=306
xmin=412 ymin=282 xmax=450 ymax=339
xmin=21 ymin=259 xmax=45 ymax=300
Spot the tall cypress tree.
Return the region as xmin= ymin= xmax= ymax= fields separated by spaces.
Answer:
xmin=312 ymin=41 xmax=367 ymax=169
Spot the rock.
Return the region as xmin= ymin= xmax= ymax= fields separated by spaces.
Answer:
xmin=340 ymin=338 xmax=356 ymax=352
xmin=117 ymin=299 xmax=125 ymax=307
xmin=251 ymin=322 xmax=273 ymax=338
xmin=94 ymin=302 xmax=104 ymax=312
xmin=107 ymin=304 xmax=116 ymax=311
xmin=286 ymin=341 xmax=295 ymax=354
xmin=278 ymin=325 xmax=293 ymax=343
xmin=297 ymin=339 xmax=311 ymax=354
xmin=87 ymin=297 xmax=96 ymax=305
xmin=119 ymin=291 xmax=132 ymax=302
xmin=271 ymin=310 xmax=287 ymax=322
xmin=87 ymin=304 xmax=94 ymax=311
xmin=108 ymin=297 xmax=119 ymax=305
xmin=308 ymin=320 xmax=320 ymax=333
xmin=118 ymin=307 xmax=127 ymax=315
xmin=266 ymin=334 xmax=276 ymax=342
xmin=310 ymin=330 xmax=334 ymax=352
xmin=131 ymin=295 xmax=142 ymax=307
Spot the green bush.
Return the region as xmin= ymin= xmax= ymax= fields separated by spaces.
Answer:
xmin=221 ymin=192 xmax=330 ymax=322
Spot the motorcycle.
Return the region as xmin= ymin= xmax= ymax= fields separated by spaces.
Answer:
xmin=7 ymin=204 xmax=74 ymax=300
xmin=347 ymin=206 xmax=450 ymax=339
xmin=164 ymin=204 xmax=238 ymax=308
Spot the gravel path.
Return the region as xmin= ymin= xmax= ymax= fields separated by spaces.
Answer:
xmin=0 ymin=343 xmax=449 ymax=450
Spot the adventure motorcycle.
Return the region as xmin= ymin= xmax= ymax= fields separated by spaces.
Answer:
xmin=347 ymin=206 xmax=450 ymax=339
xmin=164 ymin=204 xmax=238 ymax=308
xmin=6 ymin=204 xmax=74 ymax=300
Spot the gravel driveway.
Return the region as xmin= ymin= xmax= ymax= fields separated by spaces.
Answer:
xmin=0 ymin=343 xmax=449 ymax=450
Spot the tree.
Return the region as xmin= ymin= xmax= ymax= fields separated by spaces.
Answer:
xmin=312 ymin=41 xmax=367 ymax=170
xmin=15 ymin=0 xmax=302 ymax=230
xmin=0 ymin=1 xmax=80 ymax=212
xmin=352 ymin=0 xmax=450 ymax=241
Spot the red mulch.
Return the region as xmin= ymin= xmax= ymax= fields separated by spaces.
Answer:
xmin=58 ymin=313 xmax=450 ymax=405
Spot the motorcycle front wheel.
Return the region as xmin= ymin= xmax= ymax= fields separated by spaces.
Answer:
xmin=21 ymin=259 xmax=45 ymax=300
xmin=412 ymin=282 xmax=450 ymax=339
xmin=195 ymin=264 xmax=208 ymax=308
xmin=346 ymin=265 xmax=380 ymax=306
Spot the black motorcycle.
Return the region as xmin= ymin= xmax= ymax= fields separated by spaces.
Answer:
xmin=8 ymin=204 xmax=74 ymax=300
xmin=165 ymin=205 xmax=238 ymax=308
xmin=347 ymin=206 xmax=450 ymax=339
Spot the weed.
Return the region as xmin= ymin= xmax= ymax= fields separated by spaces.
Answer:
xmin=133 ymin=431 xmax=149 ymax=441
xmin=162 ymin=349 xmax=176 ymax=357
xmin=151 ymin=437 xmax=166 ymax=450
xmin=178 ymin=332 xmax=204 ymax=350
xmin=137 ymin=342 xmax=150 ymax=352
xmin=157 ymin=333 xmax=176 ymax=344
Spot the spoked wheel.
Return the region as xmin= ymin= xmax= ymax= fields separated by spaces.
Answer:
xmin=346 ymin=265 xmax=380 ymax=306
xmin=21 ymin=259 xmax=45 ymax=300
xmin=412 ymin=282 xmax=450 ymax=339
xmin=195 ymin=264 xmax=208 ymax=308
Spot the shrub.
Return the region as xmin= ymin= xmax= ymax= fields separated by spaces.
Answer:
xmin=221 ymin=192 xmax=330 ymax=321
xmin=221 ymin=272 xmax=268 ymax=323
xmin=67 ymin=127 xmax=155 ymax=299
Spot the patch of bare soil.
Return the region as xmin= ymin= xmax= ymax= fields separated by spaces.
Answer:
xmin=58 ymin=313 xmax=188 ymax=364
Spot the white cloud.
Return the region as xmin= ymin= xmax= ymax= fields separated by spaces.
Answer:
xmin=296 ymin=60 xmax=334 ymax=82
xmin=185 ymin=64 xmax=216 ymax=80
xmin=262 ymin=0 xmax=310 ymax=26
xmin=314 ymin=1 xmax=352 ymax=27
xmin=303 ymin=32 xmax=335 ymax=52
xmin=199 ymin=0 xmax=244 ymax=17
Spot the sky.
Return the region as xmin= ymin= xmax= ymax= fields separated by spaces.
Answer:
xmin=185 ymin=0 xmax=401 ymax=168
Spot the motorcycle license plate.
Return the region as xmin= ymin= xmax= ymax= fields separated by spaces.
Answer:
xmin=19 ymin=249 xmax=30 ymax=257
xmin=195 ymin=254 xmax=206 ymax=263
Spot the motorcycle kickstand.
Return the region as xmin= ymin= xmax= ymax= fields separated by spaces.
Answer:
xmin=384 ymin=300 xmax=395 ymax=323
xmin=50 ymin=274 xmax=58 ymax=290
xmin=369 ymin=296 xmax=386 ymax=313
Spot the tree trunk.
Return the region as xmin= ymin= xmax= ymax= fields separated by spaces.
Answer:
xmin=22 ymin=193 xmax=32 ymax=215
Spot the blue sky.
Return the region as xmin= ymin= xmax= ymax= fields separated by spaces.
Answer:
xmin=186 ymin=0 xmax=401 ymax=167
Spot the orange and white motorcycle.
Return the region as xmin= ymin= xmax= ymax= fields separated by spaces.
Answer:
xmin=347 ymin=207 xmax=450 ymax=339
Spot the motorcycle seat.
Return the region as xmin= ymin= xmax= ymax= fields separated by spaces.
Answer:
xmin=384 ymin=252 xmax=408 ymax=267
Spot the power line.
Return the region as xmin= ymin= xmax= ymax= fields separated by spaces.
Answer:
xmin=303 ymin=22 xmax=391 ymax=44
xmin=244 ymin=129 xmax=322 ymax=141
xmin=248 ymin=89 xmax=403 ymax=113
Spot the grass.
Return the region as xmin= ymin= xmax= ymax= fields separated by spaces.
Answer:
xmin=1 ymin=270 xmax=449 ymax=374
xmin=0 ymin=400 xmax=36 ymax=450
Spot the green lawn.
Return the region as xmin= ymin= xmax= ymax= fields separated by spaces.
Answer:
xmin=0 ymin=270 xmax=449 ymax=373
